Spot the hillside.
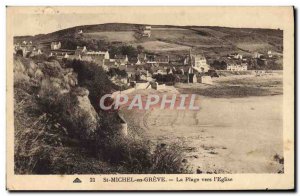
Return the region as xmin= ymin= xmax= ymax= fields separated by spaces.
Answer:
xmin=14 ymin=23 xmax=283 ymax=59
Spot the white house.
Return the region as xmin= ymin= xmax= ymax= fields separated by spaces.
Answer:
xmin=268 ymin=51 xmax=273 ymax=58
xmin=86 ymin=51 xmax=110 ymax=59
xmin=51 ymin=41 xmax=61 ymax=50
xmin=227 ymin=63 xmax=248 ymax=71
xmin=191 ymin=54 xmax=210 ymax=72
xmin=75 ymin=46 xmax=88 ymax=55
xmin=142 ymin=26 xmax=151 ymax=37
xmin=184 ymin=50 xmax=210 ymax=72
xmin=233 ymin=53 xmax=243 ymax=60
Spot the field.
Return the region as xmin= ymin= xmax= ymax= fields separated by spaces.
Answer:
xmin=83 ymin=31 xmax=136 ymax=42
xmin=150 ymin=28 xmax=223 ymax=47
xmin=137 ymin=40 xmax=191 ymax=52
xmin=236 ymin=43 xmax=274 ymax=52
xmin=120 ymin=73 xmax=284 ymax=173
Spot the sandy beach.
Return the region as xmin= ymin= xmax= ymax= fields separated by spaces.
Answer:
xmin=121 ymin=74 xmax=284 ymax=174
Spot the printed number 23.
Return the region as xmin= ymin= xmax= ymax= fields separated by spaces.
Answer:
xmin=90 ymin=177 xmax=95 ymax=182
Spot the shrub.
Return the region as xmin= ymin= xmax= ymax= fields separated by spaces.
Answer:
xmin=14 ymin=112 xmax=66 ymax=174
xmin=151 ymin=143 xmax=191 ymax=173
xmin=101 ymin=137 xmax=190 ymax=174
xmin=101 ymin=135 xmax=152 ymax=173
xmin=65 ymin=59 xmax=117 ymax=111
xmin=95 ymin=113 xmax=190 ymax=174
xmin=38 ymin=80 xmax=98 ymax=139
xmin=107 ymin=68 xmax=128 ymax=78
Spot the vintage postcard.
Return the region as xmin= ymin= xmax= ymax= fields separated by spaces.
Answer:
xmin=6 ymin=6 xmax=294 ymax=191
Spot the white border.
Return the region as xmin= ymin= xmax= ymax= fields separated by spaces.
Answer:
xmin=2 ymin=0 xmax=298 ymax=195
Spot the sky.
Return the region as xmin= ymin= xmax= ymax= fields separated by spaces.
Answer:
xmin=9 ymin=6 xmax=291 ymax=36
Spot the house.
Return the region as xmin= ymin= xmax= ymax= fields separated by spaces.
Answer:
xmin=198 ymin=76 xmax=212 ymax=84
xmin=30 ymin=48 xmax=43 ymax=56
xmin=184 ymin=50 xmax=210 ymax=72
xmin=125 ymin=66 xmax=150 ymax=82
xmin=227 ymin=63 xmax=248 ymax=71
xmin=142 ymin=26 xmax=151 ymax=37
xmin=183 ymin=54 xmax=191 ymax=65
xmin=51 ymin=42 xmax=61 ymax=50
xmin=257 ymin=58 xmax=268 ymax=66
xmin=14 ymin=41 xmax=35 ymax=57
xmin=254 ymin=52 xmax=263 ymax=59
xmin=125 ymin=67 xmax=137 ymax=79
xmin=85 ymin=51 xmax=107 ymax=66
xmin=156 ymin=56 xmax=169 ymax=64
xmin=64 ymin=53 xmax=69 ymax=58
xmin=138 ymin=69 xmax=153 ymax=81
xmin=104 ymin=59 xmax=116 ymax=68
xmin=179 ymin=66 xmax=194 ymax=75
xmin=21 ymin=40 xmax=32 ymax=45
xmin=50 ymin=49 xmax=75 ymax=58
xmin=102 ymin=51 xmax=110 ymax=60
xmin=267 ymin=50 xmax=273 ymax=58
xmin=166 ymin=68 xmax=173 ymax=75
xmin=78 ymin=29 xmax=83 ymax=34
xmin=188 ymin=73 xmax=197 ymax=83
xmin=67 ymin=47 xmax=109 ymax=70
xmin=86 ymin=51 xmax=110 ymax=60
xmin=154 ymin=68 xmax=167 ymax=75
xmin=136 ymin=53 xmax=148 ymax=65
xmin=229 ymin=53 xmax=243 ymax=60
xmin=176 ymin=66 xmax=198 ymax=83
xmin=146 ymin=55 xmax=169 ymax=66
xmin=86 ymin=51 xmax=109 ymax=59
xmin=80 ymin=55 xmax=93 ymax=62
xmin=75 ymin=46 xmax=87 ymax=56
xmin=114 ymin=55 xmax=128 ymax=66
xmin=191 ymin=54 xmax=209 ymax=72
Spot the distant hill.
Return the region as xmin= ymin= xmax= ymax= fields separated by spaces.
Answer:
xmin=14 ymin=23 xmax=283 ymax=59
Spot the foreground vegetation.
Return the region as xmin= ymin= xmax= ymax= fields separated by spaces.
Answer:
xmin=14 ymin=55 xmax=190 ymax=174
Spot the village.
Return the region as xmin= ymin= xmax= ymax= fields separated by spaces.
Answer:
xmin=13 ymin=26 xmax=279 ymax=91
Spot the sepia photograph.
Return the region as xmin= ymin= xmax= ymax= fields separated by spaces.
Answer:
xmin=6 ymin=6 xmax=294 ymax=190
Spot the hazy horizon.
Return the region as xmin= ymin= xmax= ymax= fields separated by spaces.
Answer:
xmin=14 ymin=22 xmax=282 ymax=37
xmin=10 ymin=7 xmax=286 ymax=36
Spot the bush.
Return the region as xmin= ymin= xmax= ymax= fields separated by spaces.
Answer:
xmin=38 ymin=80 xmax=98 ymax=139
xmin=14 ymin=112 xmax=67 ymax=174
xmin=153 ymin=73 xmax=176 ymax=83
xmin=65 ymin=59 xmax=118 ymax=111
xmin=107 ymin=68 xmax=128 ymax=78
xmin=151 ymin=143 xmax=190 ymax=173
xmin=95 ymin=112 xmax=190 ymax=174
xmin=100 ymin=137 xmax=190 ymax=174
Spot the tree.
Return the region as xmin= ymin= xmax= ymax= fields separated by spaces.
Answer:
xmin=137 ymin=45 xmax=144 ymax=53
xmin=211 ymin=60 xmax=227 ymax=70
xmin=107 ymin=68 xmax=128 ymax=78
xmin=16 ymin=49 xmax=23 ymax=57
xmin=109 ymin=45 xmax=138 ymax=59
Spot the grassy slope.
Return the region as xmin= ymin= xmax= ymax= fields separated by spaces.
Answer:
xmin=14 ymin=23 xmax=283 ymax=58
